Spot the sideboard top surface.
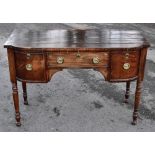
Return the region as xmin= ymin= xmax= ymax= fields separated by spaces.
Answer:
xmin=4 ymin=29 xmax=150 ymax=50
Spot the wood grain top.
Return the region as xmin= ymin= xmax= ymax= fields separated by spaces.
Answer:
xmin=4 ymin=29 xmax=150 ymax=49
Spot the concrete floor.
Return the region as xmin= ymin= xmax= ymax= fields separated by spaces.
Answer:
xmin=0 ymin=23 xmax=155 ymax=132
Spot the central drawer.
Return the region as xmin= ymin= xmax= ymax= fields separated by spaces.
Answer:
xmin=47 ymin=51 xmax=109 ymax=68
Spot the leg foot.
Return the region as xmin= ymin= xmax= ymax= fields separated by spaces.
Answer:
xmin=15 ymin=112 xmax=21 ymax=126
xmin=132 ymin=79 xmax=142 ymax=125
xmin=16 ymin=122 xmax=21 ymax=127
xmin=131 ymin=111 xmax=138 ymax=125
xmin=131 ymin=120 xmax=137 ymax=125
xmin=24 ymin=100 xmax=29 ymax=105
xmin=22 ymin=82 xmax=29 ymax=105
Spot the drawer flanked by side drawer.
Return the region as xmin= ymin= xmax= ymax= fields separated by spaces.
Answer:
xmin=46 ymin=51 xmax=109 ymax=68
xmin=110 ymin=51 xmax=140 ymax=81
xmin=14 ymin=51 xmax=46 ymax=82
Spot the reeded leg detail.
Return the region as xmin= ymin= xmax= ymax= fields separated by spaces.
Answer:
xmin=132 ymin=79 xmax=142 ymax=125
xmin=12 ymin=83 xmax=21 ymax=126
xmin=124 ymin=81 xmax=130 ymax=104
xmin=15 ymin=112 xmax=21 ymax=126
xmin=22 ymin=82 xmax=28 ymax=105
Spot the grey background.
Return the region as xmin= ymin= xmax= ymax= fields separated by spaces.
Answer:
xmin=0 ymin=23 xmax=155 ymax=132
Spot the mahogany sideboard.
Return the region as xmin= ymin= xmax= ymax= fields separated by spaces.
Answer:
xmin=4 ymin=29 xmax=150 ymax=126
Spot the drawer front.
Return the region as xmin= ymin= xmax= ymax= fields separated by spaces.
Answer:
xmin=14 ymin=52 xmax=46 ymax=82
xmin=110 ymin=51 xmax=140 ymax=81
xmin=47 ymin=51 xmax=109 ymax=68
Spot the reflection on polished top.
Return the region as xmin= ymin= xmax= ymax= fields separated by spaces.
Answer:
xmin=4 ymin=29 xmax=150 ymax=49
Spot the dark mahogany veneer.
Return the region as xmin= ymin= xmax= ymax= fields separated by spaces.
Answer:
xmin=4 ymin=29 xmax=150 ymax=126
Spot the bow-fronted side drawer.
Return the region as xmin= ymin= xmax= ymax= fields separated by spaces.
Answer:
xmin=14 ymin=51 xmax=47 ymax=82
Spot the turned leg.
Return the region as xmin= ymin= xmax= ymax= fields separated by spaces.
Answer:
xmin=22 ymin=82 xmax=28 ymax=105
xmin=12 ymin=82 xmax=21 ymax=126
xmin=124 ymin=81 xmax=130 ymax=103
xmin=7 ymin=48 xmax=21 ymax=126
xmin=132 ymin=79 xmax=142 ymax=125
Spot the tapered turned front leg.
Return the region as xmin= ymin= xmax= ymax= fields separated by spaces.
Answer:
xmin=132 ymin=79 xmax=142 ymax=125
xmin=12 ymin=82 xmax=21 ymax=126
xmin=124 ymin=81 xmax=130 ymax=103
xmin=22 ymin=82 xmax=28 ymax=105
xmin=7 ymin=48 xmax=21 ymax=126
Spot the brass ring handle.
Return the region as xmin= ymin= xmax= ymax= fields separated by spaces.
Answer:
xmin=26 ymin=64 xmax=33 ymax=71
xmin=57 ymin=57 xmax=64 ymax=64
xmin=123 ymin=63 xmax=130 ymax=70
xmin=93 ymin=57 xmax=100 ymax=64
